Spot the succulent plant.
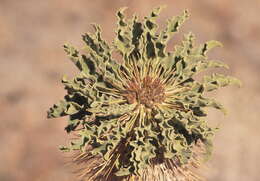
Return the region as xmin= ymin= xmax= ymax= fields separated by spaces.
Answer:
xmin=48 ymin=6 xmax=241 ymax=181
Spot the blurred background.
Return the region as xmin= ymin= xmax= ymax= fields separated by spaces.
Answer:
xmin=0 ymin=0 xmax=259 ymax=180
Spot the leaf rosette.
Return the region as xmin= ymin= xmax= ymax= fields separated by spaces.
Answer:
xmin=48 ymin=6 xmax=240 ymax=181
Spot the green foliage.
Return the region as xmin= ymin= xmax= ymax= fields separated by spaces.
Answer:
xmin=48 ymin=6 xmax=240 ymax=179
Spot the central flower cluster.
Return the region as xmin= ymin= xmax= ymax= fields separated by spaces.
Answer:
xmin=124 ymin=76 xmax=165 ymax=108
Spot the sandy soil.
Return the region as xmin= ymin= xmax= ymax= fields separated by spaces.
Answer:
xmin=0 ymin=0 xmax=259 ymax=180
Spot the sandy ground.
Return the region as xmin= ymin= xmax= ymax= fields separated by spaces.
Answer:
xmin=0 ymin=0 xmax=260 ymax=180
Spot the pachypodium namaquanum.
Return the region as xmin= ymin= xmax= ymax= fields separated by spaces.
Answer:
xmin=48 ymin=6 xmax=241 ymax=181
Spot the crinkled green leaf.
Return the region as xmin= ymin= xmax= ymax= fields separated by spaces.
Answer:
xmin=203 ymin=73 xmax=241 ymax=92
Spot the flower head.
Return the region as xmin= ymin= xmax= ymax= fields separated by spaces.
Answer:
xmin=48 ymin=6 xmax=240 ymax=181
